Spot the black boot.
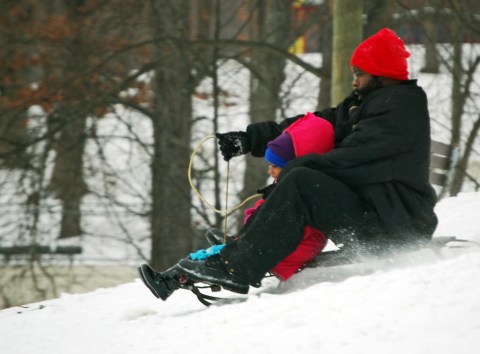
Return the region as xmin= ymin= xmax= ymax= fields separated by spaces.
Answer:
xmin=177 ymin=255 xmax=249 ymax=294
xmin=138 ymin=264 xmax=182 ymax=301
xmin=204 ymin=228 xmax=237 ymax=246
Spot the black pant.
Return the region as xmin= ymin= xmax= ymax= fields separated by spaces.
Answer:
xmin=220 ymin=167 xmax=381 ymax=284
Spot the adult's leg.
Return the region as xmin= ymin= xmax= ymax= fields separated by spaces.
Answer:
xmin=220 ymin=167 xmax=368 ymax=284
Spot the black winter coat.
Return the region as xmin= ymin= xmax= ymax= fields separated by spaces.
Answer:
xmin=246 ymin=80 xmax=438 ymax=244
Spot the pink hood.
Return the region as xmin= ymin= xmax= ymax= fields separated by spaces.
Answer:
xmin=284 ymin=112 xmax=334 ymax=157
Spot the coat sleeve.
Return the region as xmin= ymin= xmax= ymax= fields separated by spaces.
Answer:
xmin=245 ymin=121 xmax=282 ymax=157
xmin=244 ymin=91 xmax=356 ymax=157
xmin=245 ymin=114 xmax=304 ymax=157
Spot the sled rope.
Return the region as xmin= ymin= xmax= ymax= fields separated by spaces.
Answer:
xmin=223 ymin=158 xmax=231 ymax=242
xmin=188 ymin=135 xmax=261 ymax=237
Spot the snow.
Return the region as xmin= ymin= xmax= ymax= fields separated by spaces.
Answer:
xmin=1 ymin=192 xmax=480 ymax=354
xmin=2 ymin=41 xmax=480 ymax=353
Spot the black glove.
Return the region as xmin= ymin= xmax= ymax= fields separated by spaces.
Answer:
xmin=257 ymin=183 xmax=276 ymax=199
xmin=215 ymin=131 xmax=251 ymax=161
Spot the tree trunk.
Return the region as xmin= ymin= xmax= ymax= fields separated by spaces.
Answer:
xmin=331 ymin=0 xmax=363 ymax=105
xmin=49 ymin=106 xmax=88 ymax=238
xmin=149 ymin=1 xmax=194 ymax=269
xmin=364 ymin=0 xmax=394 ymax=36
xmin=47 ymin=2 xmax=92 ymax=239
xmin=317 ymin=0 xmax=333 ymax=110
xmin=236 ymin=0 xmax=292 ymax=229
xmin=0 ymin=110 xmax=30 ymax=168
xmin=421 ymin=14 xmax=440 ymax=73
xmin=448 ymin=19 xmax=466 ymax=197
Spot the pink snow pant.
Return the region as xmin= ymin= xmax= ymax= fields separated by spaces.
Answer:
xmin=245 ymin=200 xmax=328 ymax=281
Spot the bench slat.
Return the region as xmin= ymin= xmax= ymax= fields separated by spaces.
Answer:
xmin=0 ymin=245 xmax=82 ymax=256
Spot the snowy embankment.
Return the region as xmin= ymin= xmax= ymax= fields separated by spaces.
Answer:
xmin=0 ymin=192 xmax=479 ymax=354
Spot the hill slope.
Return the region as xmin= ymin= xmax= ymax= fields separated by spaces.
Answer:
xmin=1 ymin=192 xmax=480 ymax=354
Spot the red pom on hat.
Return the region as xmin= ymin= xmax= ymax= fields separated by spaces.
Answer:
xmin=350 ymin=28 xmax=410 ymax=81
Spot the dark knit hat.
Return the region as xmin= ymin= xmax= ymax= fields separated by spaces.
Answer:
xmin=265 ymin=132 xmax=295 ymax=168
xmin=350 ymin=28 xmax=410 ymax=81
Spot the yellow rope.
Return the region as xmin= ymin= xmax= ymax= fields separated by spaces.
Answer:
xmin=188 ymin=135 xmax=261 ymax=219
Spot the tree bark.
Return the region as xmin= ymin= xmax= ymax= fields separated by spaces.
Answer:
xmin=149 ymin=1 xmax=195 ymax=269
xmin=317 ymin=0 xmax=333 ymax=110
xmin=49 ymin=105 xmax=88 ymax=238
xmin=364 ymin=0 xmax=395 ymax=36
xmin=47 ymin=2 xmax=92 ymax=239
xmin=236 ymin=0 xmax=293 ymax=229
xmin=331 ymin=0 xmax=363 ymax=105
xmin=420 ymin=12 xmax=440 ymax=73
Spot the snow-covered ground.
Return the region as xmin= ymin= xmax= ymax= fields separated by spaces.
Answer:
xmin=1 ymin=191 xmax=479 ymax=354
xmin=1 ymin=40 xmax=480 ymax=353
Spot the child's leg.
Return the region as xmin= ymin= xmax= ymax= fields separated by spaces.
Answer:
xmin=272 ymin=227 xmax=327 ymax=281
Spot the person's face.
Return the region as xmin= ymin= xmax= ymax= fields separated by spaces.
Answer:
xmin=268 ymin=164 xmax=283 ymax=179
xmin=351 ymin=67 xmax=382 ymax=98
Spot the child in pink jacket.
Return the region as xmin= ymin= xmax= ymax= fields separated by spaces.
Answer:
xmin=244 ymin=112 xmax=334 ymax=280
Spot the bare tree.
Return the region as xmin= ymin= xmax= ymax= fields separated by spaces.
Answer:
xmin=419 ymin=5 xmax=440 ymax=73
xmin=317 ymin=0 xmax=333 ymax=109
xmin=444 ymin=0 xmax=480 ymax=195
xmin=0 ymin=1 xmax=35 ymax=167
xmin=331 ymin=0 xmax=363 ymax=105
xmin=396 ymin=0 xmax=480 ymax=197
xmin=148 ymin=1 xmax=198 ymax=269
xmin=0 ymin=0 xmax=153 ymax=307
xmin=364 ymin=0 xmax=396 ymax=36
xmin=231 ymin=0 xmax=295 ymax=227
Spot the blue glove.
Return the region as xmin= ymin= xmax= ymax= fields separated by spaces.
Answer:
xmin=189 ymin=244 xmax=225 ymax=261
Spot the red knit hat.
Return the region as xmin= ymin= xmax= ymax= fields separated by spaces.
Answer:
xmin=350 ymin=28 xmax=410 ymax=81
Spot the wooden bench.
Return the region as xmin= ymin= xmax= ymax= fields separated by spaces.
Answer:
xmin=429 ymin=140 xmax=459 ymax=191
xmin=429 ymin=139 xmax=480 ymax=194
xmin=0 ymin=245 xmax=83 ymax=264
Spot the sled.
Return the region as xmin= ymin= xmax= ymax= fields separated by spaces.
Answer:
xmin=188 ymin=236 xmax=479 ymax=306
xmin=307 ymin=236 xmax=479 ymax=268
xmin=163 ymin=236 xmax=479 ymax=307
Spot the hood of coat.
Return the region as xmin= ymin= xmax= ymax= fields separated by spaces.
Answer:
xmin=265 ymin=112 xmax=335 ymax=167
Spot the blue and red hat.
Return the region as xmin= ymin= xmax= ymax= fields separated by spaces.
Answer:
xmin=265 ymin=132 xmax=295 ymax=168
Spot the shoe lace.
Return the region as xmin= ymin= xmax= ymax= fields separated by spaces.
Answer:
xmin=205 ymin=254 xmax=222 ymax=266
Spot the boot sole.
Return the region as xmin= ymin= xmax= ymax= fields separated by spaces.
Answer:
xmin=177 ymin=262 xmax=249 ymax=295
xmin=138 ymin=265 xmax=162 ymax=299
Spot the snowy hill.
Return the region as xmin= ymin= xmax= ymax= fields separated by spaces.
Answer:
xmin=1 ymin=40 xmax=480 ymax=354
xmin=1 ymin=192 xmax=479 ymax=354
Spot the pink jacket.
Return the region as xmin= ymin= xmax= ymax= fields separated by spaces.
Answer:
xmin=245 ymin=112 xmax=334 ymax=225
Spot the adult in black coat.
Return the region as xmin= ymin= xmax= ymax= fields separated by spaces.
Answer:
xmin=140 ymin=28 xmax=439 ymax=299
xmin=243 ymin=79 xmax=437 ymax=250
